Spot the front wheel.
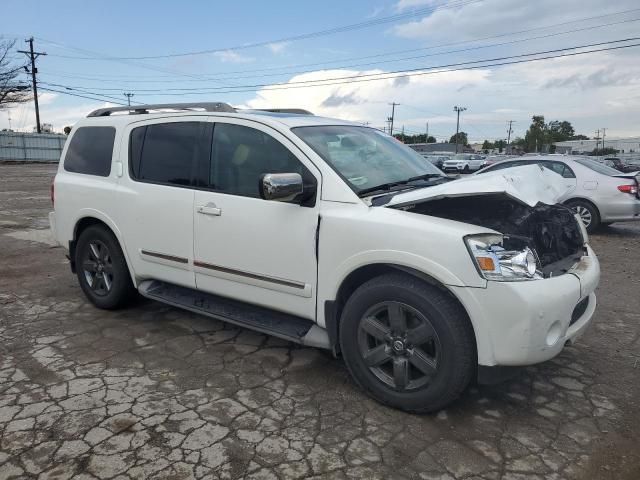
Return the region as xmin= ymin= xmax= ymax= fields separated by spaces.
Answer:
xmin=339 ymin=273 xmax=476 ymax=413
xmin=75 ymin=225 xmax=136 ymax=309
xmin=463 ymin=165 xmax=471 ymax=174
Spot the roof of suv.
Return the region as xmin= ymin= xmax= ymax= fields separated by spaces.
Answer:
xmin=75 ymin=107 xmax=357 ymax=130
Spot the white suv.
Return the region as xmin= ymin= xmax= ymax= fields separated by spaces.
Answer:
xmin=50 ymin=102 xmax=600 ymax=412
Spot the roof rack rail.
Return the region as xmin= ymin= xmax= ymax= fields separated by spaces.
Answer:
xmin=254 ymin=108 xmax=314 ymax=115
xmin=87 ymin=102 xmax=236 ymax=117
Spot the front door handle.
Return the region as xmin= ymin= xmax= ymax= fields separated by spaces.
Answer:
xmin=197 ymin=202 xmax=222 ymax=216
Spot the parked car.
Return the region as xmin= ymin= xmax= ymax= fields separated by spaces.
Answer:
xmin=477 ymin=155 xmax=640 ymax=232
xmin=598 ymin=157 xmax=639 ymax=174
xmin=420 ymin=153 xmax=449 ymax=169
xmin=442 ymin=154 xmax=486 ymax=173
xmin=50 ymin=103 xmax=600 ymax=413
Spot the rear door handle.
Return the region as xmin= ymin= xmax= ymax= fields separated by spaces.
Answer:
xmin=197 ymin=202 xmax=222 ymax=216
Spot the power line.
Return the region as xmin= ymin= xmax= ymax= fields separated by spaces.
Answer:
xmin=40 ymin=37 xmax=640 ymax=96
xmin=41 ymin=0 xmax=482 ymax=60
xmin=38 ymin=86 xmax=128 ymax=106
xmin=37 ymin=13 xmax=640 ymax=86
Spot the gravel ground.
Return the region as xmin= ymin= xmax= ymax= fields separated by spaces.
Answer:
xmin=1 ymin=163 xmax=639 ymax=480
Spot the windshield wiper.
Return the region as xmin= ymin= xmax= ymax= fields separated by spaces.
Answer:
xmin=357 ymin=174 xmax=445 ymax=197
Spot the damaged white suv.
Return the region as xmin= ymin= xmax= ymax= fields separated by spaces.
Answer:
xmin=50 ymin=102 xmax=600 ymax=412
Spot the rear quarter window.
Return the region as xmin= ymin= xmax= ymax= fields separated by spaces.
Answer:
xmin=63 ymin=126 xmax=116 ymax=177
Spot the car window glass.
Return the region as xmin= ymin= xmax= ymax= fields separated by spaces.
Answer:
xmin=574 ymin=157 xmax=620 ymax=176
xmin=131 ymin=122 xmax=209 ymax=186
xmin=64 ymin=127 xmax=115 ymax=177
xmin=211 ymin=123 xmax=313 ymax=198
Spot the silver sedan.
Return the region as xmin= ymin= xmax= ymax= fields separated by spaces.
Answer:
xmin=476 ymin=155 xmax=640 ymax=232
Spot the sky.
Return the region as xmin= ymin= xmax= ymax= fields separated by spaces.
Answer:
xmin=1 ymin=0 xmax=640 ymax=142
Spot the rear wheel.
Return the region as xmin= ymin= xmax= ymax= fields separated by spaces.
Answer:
xmin=566 ymin=199 xmax=600 ymax=233
xmin=339 ymin=273 xmax=476 ymax=413
xmin=75 ymin=225 xmax=136 ymax=309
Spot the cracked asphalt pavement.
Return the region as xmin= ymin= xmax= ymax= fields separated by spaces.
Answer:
xmin=1 ymin=163 xmax=639 ymax=480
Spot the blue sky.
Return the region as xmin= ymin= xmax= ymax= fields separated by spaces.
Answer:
xmin=2 ymin=0 xmax=640 ymax=141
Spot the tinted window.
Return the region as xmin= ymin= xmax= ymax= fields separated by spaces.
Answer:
xmin=130 ymin=122 xmax=210 ymax=186
xmin=574 ymin=157 xmax=620 ymax=176
xmin=541 ymin=161 xmax=575 ymax=178
xmin=64 ymin=127 xmax=115 ymax=176
xmin=211 ymin=123 xmax=313 ymax=198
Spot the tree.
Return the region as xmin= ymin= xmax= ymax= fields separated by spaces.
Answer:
xmin=524 ymin=115 xmax=546 ymax=152
xmin=590 ymin=147 xmax=619 ymax=156
xmin=449 ymin=131 xmax=468 ymax=146
xmin=0 ymin=40 xmax=30 ymax=110
xmin=393 ymin=133 xmax=436 ymax=144
xmin=482 ymin=140 xmax=494 ymax=150
xmin=494 ymin=139 xmax=507 ymax=153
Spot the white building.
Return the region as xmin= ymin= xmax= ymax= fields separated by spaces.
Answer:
xmin=554 ymin=137 xmax=640 ymax=155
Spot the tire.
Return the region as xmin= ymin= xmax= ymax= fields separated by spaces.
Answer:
xmin=565 ymin=199 xmax=600 ymax=233
xmin=75 ymin=225 xmax=136 ymax=309
xmin=339 ymin=272 xmax=476 ymax=413
xmin=463 ymin=165 xmax=470 ymax=174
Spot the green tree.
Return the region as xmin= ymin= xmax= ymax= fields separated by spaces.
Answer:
xmin=482 ymin=140 xmax=494 ymax=150
xmin=524 ymin=115 xmax=546 ymax=152
xmin=494 ymin=139 xmax=507 ymax=153
xmin=449 ymin=131 xmax=468 ymax=146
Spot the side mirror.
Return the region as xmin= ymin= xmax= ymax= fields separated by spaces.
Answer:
xmin=259 ymin=173 xmax=304 ymax=202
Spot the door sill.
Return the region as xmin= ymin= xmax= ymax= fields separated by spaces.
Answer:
xmin=138 ymin=279 xmax=330 ymax=349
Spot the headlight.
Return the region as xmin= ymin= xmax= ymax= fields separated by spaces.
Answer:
xmin=465 ymin=234 xmax=542 ymax=281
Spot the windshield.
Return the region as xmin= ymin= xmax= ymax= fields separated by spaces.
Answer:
xmin=574 ymin=158 xmax=621 ymax=176
xmin=292 ymin=125 xmax=443 ymax=193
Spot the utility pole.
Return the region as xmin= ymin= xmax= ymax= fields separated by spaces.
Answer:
xmin=426 ymin=122 xmax=429 ymax=143
xmin=6 ymin=112 xmax=11 ymax=131
xmin=388 ymin=102 xmax=399 ymax=136
xmin=124 ymin=92 xmax=134 ymax=107
xmin=506 ymin=120 xmax=515 ymax=147
xmin=601 ymin=128 xmax=606 ymax=153
xmin=453 ymin=105 xmax=467 ymax=153
xmin=18 ymin=37 xmax=47 ymax=134
xmin=595 ymin=129 xmax=601 ymax=155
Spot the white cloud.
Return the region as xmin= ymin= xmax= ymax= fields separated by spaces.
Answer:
xmin=213 ymin=50 xmax=254 ymax=63
xmin=0 ymin=95 xmax=114 ymax=133
xmin=393 ymin=0 xmax=639 ymax=41
xmin=242 ymin=48 xmax=640 ymax=140
xmin=266 ymin=42 xmax=289 ymax=54
xmin=395 ymin=0 xmax=437 ymax=11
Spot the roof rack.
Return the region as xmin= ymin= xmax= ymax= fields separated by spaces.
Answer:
xmin=87 ymin=102 xmax=236 ymax=117
xmin=253 ymin=108 xmax=314 ymax=115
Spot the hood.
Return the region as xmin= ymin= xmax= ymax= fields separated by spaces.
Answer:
xmin=384 ymin=164 xmax=568 ymax=208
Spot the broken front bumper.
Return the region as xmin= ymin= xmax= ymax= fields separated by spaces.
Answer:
xmin=450 ymin=245 xmax=600 ymax=367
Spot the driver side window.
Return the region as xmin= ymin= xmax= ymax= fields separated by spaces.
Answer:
xmin=210 ymin=123 xmax=314 ymax=198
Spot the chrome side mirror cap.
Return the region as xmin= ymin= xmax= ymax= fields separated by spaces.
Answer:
xmin=259 ymin=173 xmax=304 ymax=202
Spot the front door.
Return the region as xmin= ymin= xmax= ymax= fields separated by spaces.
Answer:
xmin=193 ymin=119 xmax=320 ymax=319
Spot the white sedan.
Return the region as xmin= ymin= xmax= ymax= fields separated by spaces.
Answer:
xmin=477 ymin=155 xmax=640 ymax=232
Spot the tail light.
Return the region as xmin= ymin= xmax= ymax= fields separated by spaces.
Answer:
xmin=50 ymin=181 xmax=55 ymax=206
xmin=617 ymin=184 xmax=638 ymax=195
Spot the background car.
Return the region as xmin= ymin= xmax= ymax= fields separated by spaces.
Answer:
xmin=597 ymin=157 xmax=639 ymax=173
xmin=442 ymin=154 xmax=486 ymax=173
xmin=476 ymin=155 xmax=640 ymax=232
xmin=420 ymin=153 xmax=450 ymax=169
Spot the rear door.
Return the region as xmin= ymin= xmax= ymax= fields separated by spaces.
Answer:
xmin=539 ymin=160 xmax=577 ymax=196
xmin=115 ymin=118 xmax=211 ymax=288
xmin=192 ymin=118 xmax=321 ymax=319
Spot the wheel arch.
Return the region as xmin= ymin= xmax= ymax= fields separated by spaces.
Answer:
xmin=563 ymin=196 xmax=601 ymax=216
xmin=71 ymin=215 xmax=137 ymax=287
xmin=324 ymin=263 xmax=479 ymax=361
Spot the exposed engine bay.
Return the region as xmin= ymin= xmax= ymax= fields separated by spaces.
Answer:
xmin=395 ymin=194 xmax=586 ymax=277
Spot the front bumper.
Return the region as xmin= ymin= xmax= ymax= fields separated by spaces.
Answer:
xmin=450 ymin=245 xmax=600 ymax=367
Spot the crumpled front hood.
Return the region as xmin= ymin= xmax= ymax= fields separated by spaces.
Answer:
xmin=385 ymin=164 xmax=568 ymax=208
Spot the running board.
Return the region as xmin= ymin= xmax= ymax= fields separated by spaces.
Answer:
xmin=138 ymin=280 xmax=330 ymax=349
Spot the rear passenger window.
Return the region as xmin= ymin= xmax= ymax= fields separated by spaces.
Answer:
xmin=130 ymin=122 xmax=210 ymax=187
xmin=64 ymin=127 xmax=115 ymax=176
xmin=210 ymin=123 xmax=314 ymax=198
